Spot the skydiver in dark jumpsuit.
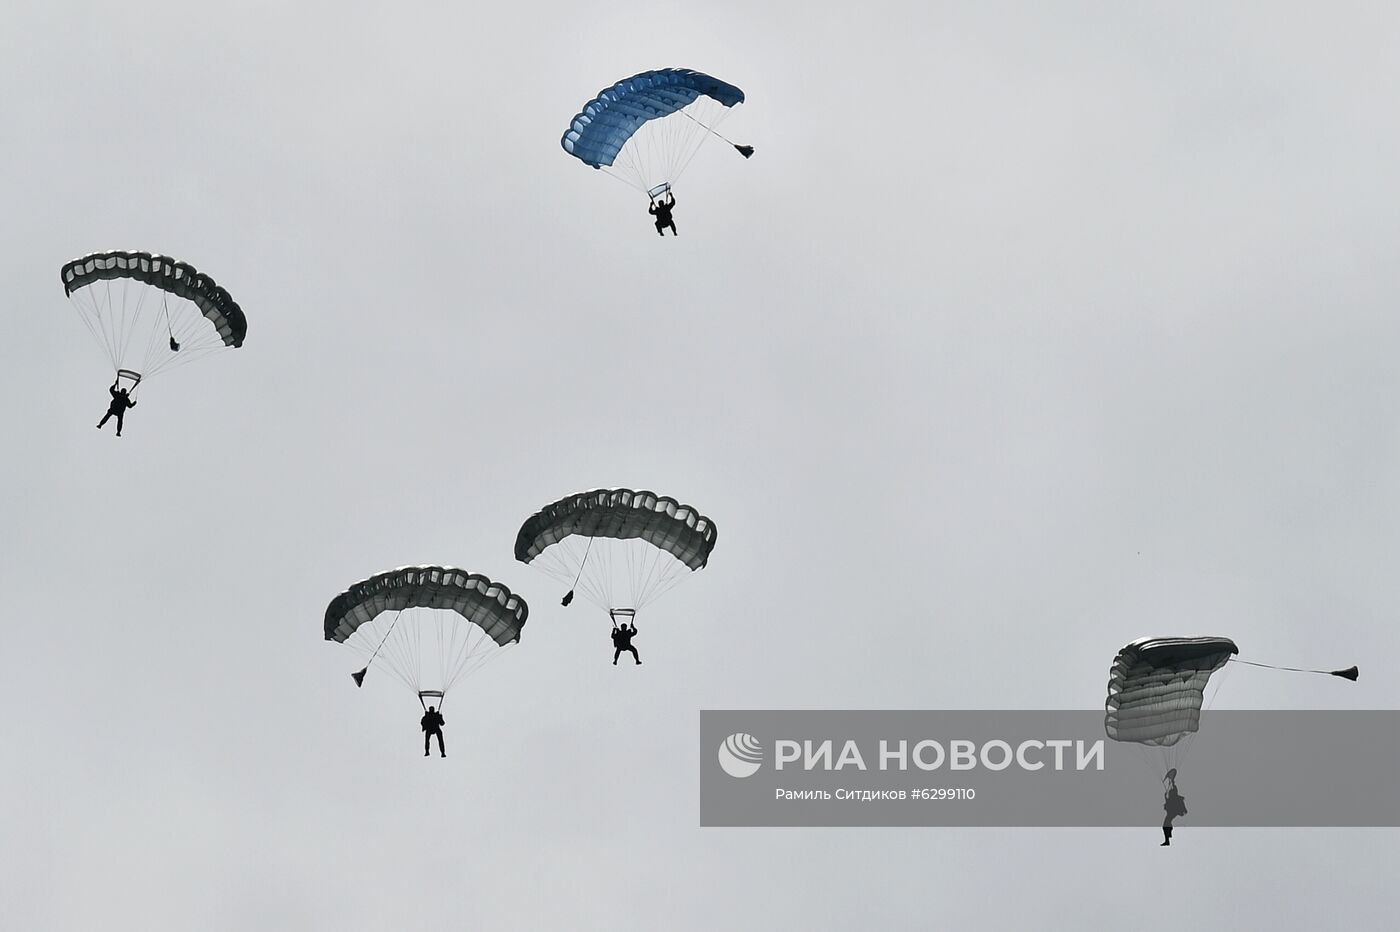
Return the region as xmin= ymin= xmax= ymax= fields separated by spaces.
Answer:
xmin=96 ymin=380 xmax=136 ymax=436
xmin=648 ymin=193 xmax=677 ymax=236
xmin=1161 ymin=769 xmax=1186 ymax=845
xmin=612 ymin=622 xmax=640 ymax=665
xmin=421 ymin=706 xmax=446 ymax=758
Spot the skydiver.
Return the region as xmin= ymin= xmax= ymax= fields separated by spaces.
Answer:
xmin=96 ymin=379 xmax=136 ymax=437
xmin=421 ymin=705 xmax=446 ymax=758
xmin=648 ymin=193 xmax=677 ymax=236
xmin=1161 ymin=769 xmax=1186 ymax=845
xmin=612 ymin=621 xmax=641 ymax=665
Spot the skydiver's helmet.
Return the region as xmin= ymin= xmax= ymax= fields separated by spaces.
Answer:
xmin=427 ymin=706 xmax=436 ymax=713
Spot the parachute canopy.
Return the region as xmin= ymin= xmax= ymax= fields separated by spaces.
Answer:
xmin=515 ymin=488 xmax=716 ymax=617
xmin=561 ymin=69 xmax=748 ymax=195
xmin=325 ymin=566 xmax=526 ymax=699
xmin=324 ymin=566 xmax=527 ymax=645
xmin=60 ymin=250 xmax=246 ymax=384
xmin=1105 ymin=636 xmax=1238 ymax=747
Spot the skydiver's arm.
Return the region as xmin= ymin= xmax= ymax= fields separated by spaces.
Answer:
xmin=128 ymin=399 xmax=136 ymax=408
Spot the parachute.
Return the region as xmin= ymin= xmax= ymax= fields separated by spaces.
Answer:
xmin=515 ymin=488 xmax=716 ymax=627
xmin=561 ymin=68 xmax=752 ymax=199
xmin=1105 ymin=635 xmax=1357 ymax=776
xmin=1105 ymin=636 xmax=1238 ymax=748
xmin=324 ymin=566 xmax=526 ymax=706
xmin=60 ymin=250 xmax=246 ymax=392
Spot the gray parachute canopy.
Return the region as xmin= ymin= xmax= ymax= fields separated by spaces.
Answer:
xmin=514 ymin=488 xmax=716 ymax=570
xmin=1104 ymin=636 xmax=1238 ymax=747
xmin=61 ymin=250 xmax=247 ymax=348
xmin=515 ymin=488 xmax=716 ymax=617
xmin=324 ymin=566 xmax=527 ymax=646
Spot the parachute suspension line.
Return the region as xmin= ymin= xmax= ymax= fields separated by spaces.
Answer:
xmin=674 ymin=105 xmax=750 ymax=160
xmin=663 ymin=104 xmax=707 ymax=189
xmin=671 ymin=110 xmax=721 ymax=182
xmin=389 ymin=609 xmax=423 ymax=691
xmin=660 ymin=102 xmax=693 ymax=187
xmin=630 ymin=541 xmax=671 ymax=611
xmin=1122 ymin=740 xmax=1167 ymax=786
xmin=1228 ymin=658 xmax=1360 ymax=680
xmin=602 ymin=166 xmax=644 ymax=195
xmin=90 ymin=279 xmax=125 ymax=370
xmin=600 ymin=97 xmax=735 ymax=195
xmin=646 ymin=552 xmax=688 ymax=609
xmin=138 ymin=301 xmax=173 ymax=381
xmin=161 ymin=291 xmax=179 ymax=351
xmin=138 ymin=302 xmax=224 ymax=380
xmin=585 ymin=535 xmax=616 ymax=609
xmin=1173 ymin=662 xmax=1234 ymax=772
xmin=565 ymin=534 xmax=595 ymax=604
xmin=72 ymin=286 xmax=115 ymax=369
xmin=672 ymin=98 xmax=730 ymax=180
xmin=444 ymin=622 xmax=511 ymax=695
xmin=115 ymin=277 xmax=152 ymax=375
xmin=350 ymin=608 xmax=406 ymax=688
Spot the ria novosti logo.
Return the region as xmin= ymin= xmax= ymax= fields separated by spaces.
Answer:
xmin=718 ymin=733 xmax=763 ymax=778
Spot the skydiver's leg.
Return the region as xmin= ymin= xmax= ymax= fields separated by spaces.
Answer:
xmin=436 ymin=732 xmax=446 ymax=757
xmin=425 ymin=732 xmax=431 ymax=756
xmin=655 ymin=220 xmax=666 ymax=236
xmin=667 ymin=222 xmax=677 ymax=236
xmin=628 ymin=647 xmax=641 ymax=665
xmin=115 ymin=411 xmax=124 ymax=436
xmin=97 ymin=411 xmax=111 ymax=429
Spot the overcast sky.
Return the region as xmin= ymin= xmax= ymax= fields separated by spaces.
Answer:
xmin=3 ymin=2 xmax=1398 ymax=929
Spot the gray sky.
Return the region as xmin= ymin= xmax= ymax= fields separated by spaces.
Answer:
xmin=3 ymin=2 xmax=1398 ymax=928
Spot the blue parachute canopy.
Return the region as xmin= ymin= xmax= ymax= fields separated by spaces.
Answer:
xmin=562 ymin=68 xmax=746 ymax=169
